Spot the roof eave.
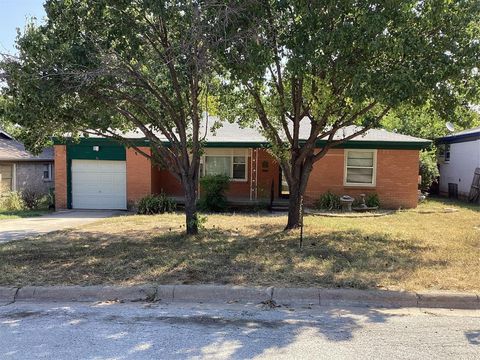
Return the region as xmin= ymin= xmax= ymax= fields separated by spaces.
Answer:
xmin=0 ymin=158 xmax=54 ymax=162
xmin=436 ymin=133 xmax=480 ymax=145
xmin=55 ymin=136 xmax=431 ymax=150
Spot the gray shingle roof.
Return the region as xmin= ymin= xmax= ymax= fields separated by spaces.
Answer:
xmin=0 ymin=138 xmax=54 ymax=161
xmin=87 ymin=116 xmax=429 ymax=145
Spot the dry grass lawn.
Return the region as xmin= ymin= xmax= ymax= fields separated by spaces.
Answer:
xmin=0 ymin=198 xmax=478 ymax=292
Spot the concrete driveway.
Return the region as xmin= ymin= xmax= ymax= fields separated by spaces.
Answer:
xmin=0 ymin=210 xmax=123 ymax=243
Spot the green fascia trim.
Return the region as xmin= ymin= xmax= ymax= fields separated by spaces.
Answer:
xmin=56 ymin=136 xmax=429 ymax=150
xmin=204 ymin=142 xmax=270 ymax=148
xmin=203 ymin=140 xmax=430 ymax=150
xmin=54 ymin=137 xmax=149 ymax=147
xmin=324 ymin=140 xmax=431 ymax=150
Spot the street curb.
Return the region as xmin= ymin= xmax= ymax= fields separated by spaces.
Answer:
xmin=0 ymin=285 xmax=479 ymax=310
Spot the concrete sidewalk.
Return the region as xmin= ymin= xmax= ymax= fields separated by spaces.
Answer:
xmin=1 ymin=285 xmax=479 ymax=310
xmin=0 ymin=210 xmax=124 ymax=243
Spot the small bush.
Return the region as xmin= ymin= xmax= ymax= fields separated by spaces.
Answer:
xmin=21 ymin=189 xmax=42 ymax=209
xmin=0 ymin=191 xmax=25 ymax=211
xmin=419 ymin=149 xmax=440 ymax=192
xmin=315 ymin=190 xmax=340 ymax=210
xmin=365 ymin=193 xmax=380 ymax=208
xmin=137 ymin=193 xmax=177 ymax=215
xmin=198 ymin=174 xmax=230 ymax=212
xmin=46 ymin=188 xmax=55 ymax=210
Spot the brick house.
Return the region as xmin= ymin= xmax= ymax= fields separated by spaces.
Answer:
xmin=53 ymin=121 xmax=429 ymax=210
xmin=0 ymin=129 xmax=54 ymax=196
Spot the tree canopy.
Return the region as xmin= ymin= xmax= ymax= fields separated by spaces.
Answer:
xmin=382 ymin=103 xmax=480 ymax=140
xmin=1 ymin=0 xmax=479 ymax=231
xmin=1 ymin=0 xmax=218 ymax=234
xmin=213 ymin=0 xmax=479 ymax=227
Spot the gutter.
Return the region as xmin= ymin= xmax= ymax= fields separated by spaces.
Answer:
xmin=54 ymin=137 xmax=431 ymax=150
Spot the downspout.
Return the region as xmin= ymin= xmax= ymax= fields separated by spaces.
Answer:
xmin=249 ymin=148 xmax=253 ymax=201
xmin=255 ymin=149 xmax=259 ymax=200
xmin=12 ymin=163 xmax=17 ymax=191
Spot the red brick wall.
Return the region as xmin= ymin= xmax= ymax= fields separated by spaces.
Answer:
xmin=54 ymin=145 xmax=67 ymax=209
xmin=151 ymin=167 xmax=184 ymax=196
xmin=126 ymin=147 xmax=152 ymax=206
xmin=304 ymin=149 xmax=420 ymax=208
xmin=144 ymin=147 xmax=420 ymax=209
xmin=224 ymin=153 xmax=251 ymax=200
xmin=150 ymin=151 xmax=255 ymax=200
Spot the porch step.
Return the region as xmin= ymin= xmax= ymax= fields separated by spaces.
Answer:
xmin=270 ymin=201 xmax=289 ymax=212
xmin=271 ymin=206 xmax=289 ymax=212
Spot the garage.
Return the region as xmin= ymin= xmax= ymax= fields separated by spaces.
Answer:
xmin=71 ymin=160 xmax=127 ymax=210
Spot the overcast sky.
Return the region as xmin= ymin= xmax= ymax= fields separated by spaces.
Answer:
xmin=0 ymin=0 xmax=46 ymax=55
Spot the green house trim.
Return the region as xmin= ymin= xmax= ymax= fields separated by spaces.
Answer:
xmin=56 ymin=137 xmax=430 ymax=151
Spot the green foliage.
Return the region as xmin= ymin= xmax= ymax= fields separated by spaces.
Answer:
xmin=215 ymin=0 xmax=480 ymax=130
xmin=0 ymin=0 xmax=217 ymax=234
xmin=0 ymin=191 xmax=25 ymax=211
xmin=198 ymin=174 xmax=230 ymax=212
xmin=365 ymin=193 xmax=381 ymax=208
xmin=137 ymin=193 xmax=177 ymax=215
xmin=315 ymin=191 xmax=341 ymax=211
xmin=21 ymin=189 xmax=43 ymax=210
xmin=419 ymin=150 xmax=440 ymax=192
xmin=46 ymin=187 xmax=55 ymax=209
xmin=213 ymin=0 xmax=479 ymax=227
xmin=189 ymin=214 xmax=208 ymax=232
xmin=382 ymin=103 xmax=480 ymax=140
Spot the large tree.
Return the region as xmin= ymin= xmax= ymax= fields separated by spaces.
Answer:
xmin=1 ymin=0 xmax=217 ymax=234
xmin=382 ymin=103 xmax=480 ymax=140
xmin=214 ymin=0 xmax=479 ymax=229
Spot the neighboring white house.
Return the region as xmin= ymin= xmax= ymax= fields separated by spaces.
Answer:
xmin=437 ymin=126 xmax=480 ymax=199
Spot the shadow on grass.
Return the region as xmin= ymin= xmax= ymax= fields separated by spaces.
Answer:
xmin=0 ymin=225 xmax=432 ymax=355
xmin=0 ymin=223 xmax=432 ymax=290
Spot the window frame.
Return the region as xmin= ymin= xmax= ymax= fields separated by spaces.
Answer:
xmin=343 ymin=149 xmax=377 ymax=187
xmin=444 ymin=144 xmax=451 ymax=162
xmin=202 ymin=149 xmax=248 ymax=182
xmin=43 ymin=163 xmax=53 ymax=181
xmin=0 ymin=162 xmax=14 ymax=192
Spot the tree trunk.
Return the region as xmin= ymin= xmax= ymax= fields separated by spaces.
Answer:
xmin=285 ymin=180 xmax=302 ymax=230
xmin=284 ymin=157 xmax=314 ymax=230
xmin=183 ymin=178 xmax=198 ymax=235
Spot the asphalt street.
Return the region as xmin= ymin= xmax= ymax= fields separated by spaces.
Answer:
xmin=0 ymin=301 xmax=479 ymax=359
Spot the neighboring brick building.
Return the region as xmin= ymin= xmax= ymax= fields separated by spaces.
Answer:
xmin=53 ymin=122 xmax=429 ymax=210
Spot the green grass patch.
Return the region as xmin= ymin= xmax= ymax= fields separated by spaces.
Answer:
xmin=0 ymin=209 xmax=49 ymax=220
xmin=0 ymin=198 xmax=478 ymax=292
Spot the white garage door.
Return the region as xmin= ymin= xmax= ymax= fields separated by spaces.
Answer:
xmin=72 ymin=160 xmax=127 ymax=210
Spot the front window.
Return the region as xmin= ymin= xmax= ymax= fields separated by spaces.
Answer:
xmin=203 ymin=149 xmax=248 ymax=181
xmin=444 ymin=144 xmax=451 ymax=162
xmin=438 ymin=144 xmax=451 ymax=162
xmin=205 ymin=156 xmax=231 ymax=177
xmin=0 ymin=163 xmax=13 ymax=193
xmin=344 ymin=150 xmax=376 ymax=186
xmin=43 ymin=163 xmax=52 ymax=181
